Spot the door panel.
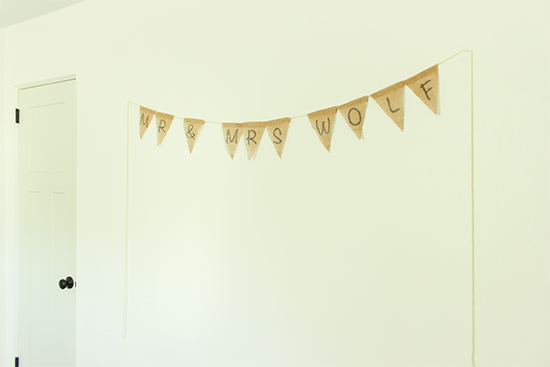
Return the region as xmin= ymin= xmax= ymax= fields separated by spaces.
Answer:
xmin=29 ymin=102 xmax=67 ymax=172
xmin=18 ymin=79 xmax=76 ymax=367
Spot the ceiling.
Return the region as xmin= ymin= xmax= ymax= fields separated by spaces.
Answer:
xmin=0 ymin=0 xmax=85 ymax=28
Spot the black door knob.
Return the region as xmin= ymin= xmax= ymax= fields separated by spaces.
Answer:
xmin=59 ymin=276 xmax=74 ymax=290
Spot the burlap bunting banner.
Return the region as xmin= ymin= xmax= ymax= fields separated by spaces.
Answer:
xmin=266 ymin=118 xmax=291 ymax=158
xmin=139 ymin=106 xmax=156 ymax=139
xmin=136 ymin=62 xmax=445 ymax=157
xmin=156 ymin=112 xmax=174 ymax=145
xmin=338 ymin=96 xmax=368 ymax=139
xmin=222 ymin=123 xmax=243 ymax=159
xmin=406 ymin=65 xmax=439 ymax=115
xmin=183 ymin=118 xmax=205 ymax=154
xmin=307 ymin=107 xmax=338 ymax=152
xmin=371 ymin=81 xmax=405 ymax=131
xmin=242 ymin=122 xmax=267 ymax=160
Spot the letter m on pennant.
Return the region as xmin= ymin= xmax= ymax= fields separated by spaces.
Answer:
xmin=222 ymin=123 xmax=243 ymax=159
xmin=139 ymin=106 xmax=156 ymax=139
xmin=225 ymin=128 xmax=240 ymax=144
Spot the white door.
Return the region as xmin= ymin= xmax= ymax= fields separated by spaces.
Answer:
xmin=17 ymin=79 xmax=77 ymax=367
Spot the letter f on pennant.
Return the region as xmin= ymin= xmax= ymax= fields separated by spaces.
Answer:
xmin=405 ymin=65 xmax=439 ymax=115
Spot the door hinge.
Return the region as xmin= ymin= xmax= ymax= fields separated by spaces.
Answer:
xmin=15 ymin=109 xmax=20 ymax=124
xmin=15 ymin=356 xmax=19 ymax=367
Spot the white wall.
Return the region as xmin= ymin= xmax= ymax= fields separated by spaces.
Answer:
xmin=0 ymin=25 xmax=6 ymax=367
xmin=3 ymin=1 xmax=549 ymax=366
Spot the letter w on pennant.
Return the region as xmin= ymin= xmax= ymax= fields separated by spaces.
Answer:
xmin=308 ymin=107 xmax=338 ymax=152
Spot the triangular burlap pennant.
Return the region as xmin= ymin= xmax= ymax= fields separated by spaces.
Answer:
xmin=183 ymin=118 xmax=205 ymax=154
xmin=155 ymin=112 xmax=174 ymax=146
xmin=139 ymin=106 xmax=156 ymax=139
xmin=405 ymin=65 xmax=439 ymax=115
xmin=307 ymin=107 xmax=338 ymax=152
xmin=266 ymin=118 xmax=291 ymax=158
xmin=242 ymin=122 xmax=267 ymax=160
xmin=222 ymin=123 xmax=243 ymax=159
xmin=371 ymin=81 xmax=405 ymax=131
xmin=338 ymin=96 xmax=368 ymax=139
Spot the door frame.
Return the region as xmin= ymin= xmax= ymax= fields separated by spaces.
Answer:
xmin=6 ymin=74 xmax=77 ymax=366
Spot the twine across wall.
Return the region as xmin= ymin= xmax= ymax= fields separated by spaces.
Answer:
xmin=123 ymin=50 xmax=475 ymax=366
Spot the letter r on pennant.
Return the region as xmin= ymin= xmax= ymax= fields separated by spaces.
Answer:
xmin=246 ymin=129 xmax=257 ymax=145
xmin=158 ymin=119 xmax=167 ymax=132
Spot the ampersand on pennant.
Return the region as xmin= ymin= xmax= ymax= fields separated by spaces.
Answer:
xmin=186 ymin=124 xmax=196 ymax=139
xmin=183 ymin=118 xmax=206 ymax=154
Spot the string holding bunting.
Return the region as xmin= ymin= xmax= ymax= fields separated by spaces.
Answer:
xmin=124 ymin=51 xmax=469 ymax=342
xmin=134 ymin=63 xmax=441 ymax=158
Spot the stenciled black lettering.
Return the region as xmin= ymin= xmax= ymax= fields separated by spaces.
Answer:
xmin=186 ymin=124 xmax=196 ymax=139
xmin=140 ymin=113 xmax=151 ymax=127
xmin=347 ymin=107 xmax=362 ymax=126
xmin=158 ymin=119 xmax=167 ymax=133
xmin=315 ymin=118 xmax=331 ymax=135
xmin=246 ymin=129 xmax=257 ymax=145
xmin=386 ymin=97 xmax=400 ymax=113
xmin=272 ymin=127 xmax=283 ymax=144
xmin=420 ymin=80 xmax=433 ymax=100
xmin=225 ymin=129 xmax=239 ymax=144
